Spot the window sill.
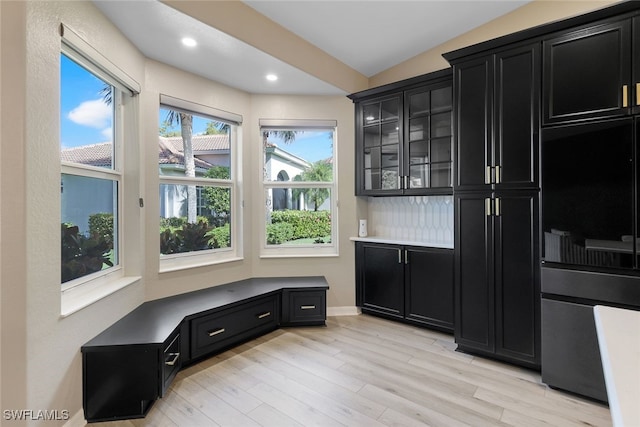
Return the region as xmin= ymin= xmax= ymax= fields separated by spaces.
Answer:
xmin=61 ymin=275 xmax=141 ymax=318
xmin=159 ymin=255 xmax=244 ymax=274
xmin=260 ymin=252 xmax=339 ymax=259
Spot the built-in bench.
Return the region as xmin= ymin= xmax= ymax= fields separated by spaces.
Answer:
xmin=81 ymin=276 xmax=329 ymax=423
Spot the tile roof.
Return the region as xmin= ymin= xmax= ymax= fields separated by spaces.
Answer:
xmin=60 ymin=142 xmax=113 ymax=168
xmin=61 ymin=134 xmax=230 ymax=169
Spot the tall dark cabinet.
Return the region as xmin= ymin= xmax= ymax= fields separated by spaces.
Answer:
xmin=446 ymin=42 xmax=541 ymax=368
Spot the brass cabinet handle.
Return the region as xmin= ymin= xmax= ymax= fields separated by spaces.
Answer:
xmin=623 ymin=85 xmax=629 ymax=107
xmin=495 ymin=197 xmax=501 ymax=216
xmin=485 ymin=166 xmax=492 ymax=184
xmin=165 ymin=352 xmax=180 ymax=366
xmin=495 ymin=165 xmax=501 ymax=184
xmin=208 ymin=328 xmax=225 ymax=337
xmin=636 ymin=83 xmax=640 ymax=106
xmin=485 ymin=198 xmax=492 ymax=216
xmin=258 ymin=311 xmax=272 ymax=319
xmin=300 ymin=305 xmax=316 ymax=310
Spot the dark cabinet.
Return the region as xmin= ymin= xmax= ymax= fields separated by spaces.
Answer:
xmin=356 ymin=242 xmax=405 ymax=318
xmin=455 ymin=192 xmax=540 ymax=368
xmin=543 ymin=17 xmax=639 ymax=124
xmin=82 ymin=327 xmax=181 ymax=422
xmin=281 ymin=289 xmax=327 ymax=326
xmin=190 ymin=295 xmax=278 ymax=360
xmin=541 ymin=298 xmax=607 ymax=401
xmin=356 ymin=241 xmax=454 ymax=332
xmin=454 ymin=43 xmax=540 ymax=191
xmin=350 ymin=70 xmax=453 ymax=196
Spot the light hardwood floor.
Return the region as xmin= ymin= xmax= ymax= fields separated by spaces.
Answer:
xmin=92 ymin=314 xmax=611 ymax=427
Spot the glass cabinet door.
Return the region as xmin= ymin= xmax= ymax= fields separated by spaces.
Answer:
xmin=362 ymin=96 xmax=401 ymax=191
xmin=405 ymin=84 xmax=452 ymax=190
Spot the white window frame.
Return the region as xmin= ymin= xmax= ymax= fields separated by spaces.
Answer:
xmin=60 ymin=25 xmax=141 ymax=316
xmin=260 ymin=119 xmax=339 ymax=258
xmin=158 ymin=95 xmax=243 ymax=273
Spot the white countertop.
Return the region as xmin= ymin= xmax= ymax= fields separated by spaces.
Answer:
xmin=350 ymin=236 xmax=453 ymax=249
xmin=593 ymin=305 xmax=640 ymax=427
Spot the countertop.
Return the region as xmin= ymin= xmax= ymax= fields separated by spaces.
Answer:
xmin=350 ymin=236 xmax=453 ymax=249
xmin=593 ymin=305 xmax=640 ymax=427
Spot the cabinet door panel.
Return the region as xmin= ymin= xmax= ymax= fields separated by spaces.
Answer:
xmin=634 ymin=16 xmax=640 ymax=115
xmin=543 ymin=19 xmax=631 ymax=124
xmin=494 ymin=193 xmax=539 ymax=365
xmin=455 ymin=57 xmax=492 ymax=190
xmin=495 ymin=44 xmax=539 ymax=189
xmin=359 ymin=243 xmax=405 ymax=318
xmin=406 ymin=247 xmax=454 ymax=331
xmin=455 ymin=194 xmax=494 ymax=351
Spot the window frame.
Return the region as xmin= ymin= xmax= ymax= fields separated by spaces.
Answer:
xmin=158 ymin=96 xmax=243 ymax=272
xmin=260 ymin=119 xmax=339 ymax=258
xmin=60 ymin=25 xmax=141 ymax=315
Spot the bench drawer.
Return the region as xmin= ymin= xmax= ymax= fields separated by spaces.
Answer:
xmin=282 ymin=289 xmax=326 ymax=326
xmin=191 ymin=295 xmax=278 ymax=359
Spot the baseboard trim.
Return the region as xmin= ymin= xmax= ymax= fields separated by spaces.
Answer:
xmin=63 ymin=409 xmax=85 ymax=427
xmin=327 ymin=306 xmax=361 ymax=316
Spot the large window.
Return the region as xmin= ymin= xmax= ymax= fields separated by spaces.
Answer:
xmin=60 ymin=53 xmax=121 ymax=287
xmin=260 ymin=120 xmax=338 ymax=256
xmin=159 ymin=96 xmax=241 ymax=269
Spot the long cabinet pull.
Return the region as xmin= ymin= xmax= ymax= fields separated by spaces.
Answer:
xmin=485 ymin=198 xmax=492 ymax=216
xmin=398 ymin=249 xmax=402 ymax=264
xmin=495 ymin=165 xmax=501 ymax=184
xmin=257 ymin=311 xmax=272 ymax=319
xmin=208 ymin=328 xmax=225 ymax=337
xmin=301 ymin=305 xmax=316 ymax=310
xmin=165 ymin=352 xmax=180 ymax=366
xmin=486 ymin=166 xmax=492 ymax=184
xmin=636 ymin=83 xmax=640 ymax=106
xmin=495 ymin=197 xmax=501 ymax=216
xmin=405 ymin=249 xmax=409 ymax=264
xmin=623 ymin=85 xmax=629 ymax=107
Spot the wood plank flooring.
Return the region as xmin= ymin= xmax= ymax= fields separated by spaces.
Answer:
xmin=91 ymin=315 xmax=611 ymax=427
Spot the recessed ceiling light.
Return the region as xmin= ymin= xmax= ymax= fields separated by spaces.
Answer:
xmin=181 ymin=37 xmax=197 ymax=47
xmin=266 ymin=74 xmax=278 ymax=82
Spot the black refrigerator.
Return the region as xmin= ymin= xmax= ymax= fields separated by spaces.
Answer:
xmin=541 ymin=117 xmax=640 ymax=401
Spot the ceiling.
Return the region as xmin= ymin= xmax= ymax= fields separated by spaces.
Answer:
xmin=93 ymin=0 xmax=530 ymax=95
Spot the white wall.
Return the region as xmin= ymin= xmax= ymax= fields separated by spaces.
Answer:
xmin=0 ymin=3 xmax=357 ymax=424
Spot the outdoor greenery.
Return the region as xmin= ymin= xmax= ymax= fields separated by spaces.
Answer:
xmin=160 ymin=217 xmax=231 ymax=255
xmin=61 ymin=213 xmax=116 ymax=283
xmin=266 ymin=210 xmax=331 ymax=245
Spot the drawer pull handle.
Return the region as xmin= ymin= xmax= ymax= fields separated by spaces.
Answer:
xmin=258 ymin=311 xmax=272 ymax=319
xmin=301 ymin=305 xmax=316 ymax=310
xmin=165 ymin=352 xmax=180 ymax=366
xmin=208 ymin=328 xmax=225 ymax=337
xmin=623 ymin=85 xmax=629 ymax=107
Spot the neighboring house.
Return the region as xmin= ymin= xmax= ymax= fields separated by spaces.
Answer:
xmin=61 ymin=135 xmax=315 ymax=231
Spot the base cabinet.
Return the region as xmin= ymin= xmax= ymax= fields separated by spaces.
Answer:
xmin=82 ymin=278 xmax=328 ymax=423
xmin=356 ymin=241 xmax=454 ymax=332
xmin=82 ymin=328 xmax=181 ymax=422
xmin=541 ymin=298 xmax=607 ymax=402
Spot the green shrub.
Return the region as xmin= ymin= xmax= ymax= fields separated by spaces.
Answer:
xmin=206 ymin=223 xmax=231 ymax=249
xmin=266 ymin=222 xmax=294 ymax=245
xmin=88 ymin=213 xmax=114 ymax=245
xmin=270 ymin=210 xmax=331 ymax=241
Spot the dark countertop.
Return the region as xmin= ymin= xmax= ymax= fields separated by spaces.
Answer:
xmin=82 ymin=276 xmax=329 ymax=349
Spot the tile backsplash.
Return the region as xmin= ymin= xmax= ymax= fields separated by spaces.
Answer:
xmin=366 ymin=196 xmax=454 ymax=246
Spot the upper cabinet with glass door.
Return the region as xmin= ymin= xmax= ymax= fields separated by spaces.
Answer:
xmin=350 ymin=69 xmax=453 ymax=196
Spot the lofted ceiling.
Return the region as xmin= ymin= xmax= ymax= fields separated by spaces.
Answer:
xmin=93 ymin=0 xmax=530 ymax=95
